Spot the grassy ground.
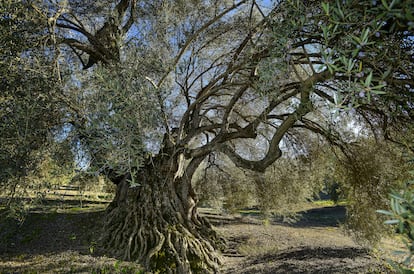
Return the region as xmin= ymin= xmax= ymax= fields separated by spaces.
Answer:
xmin=0 ymin=200 xmax=144 ymax=274
xmin=215 ymin=205 xmax=398 ymax=273
xmin=0 ymin=200 xmax=402 ymax=273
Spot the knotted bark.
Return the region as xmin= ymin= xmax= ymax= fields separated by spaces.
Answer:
xmin=101 ymin=156 xmax=224 ymax=273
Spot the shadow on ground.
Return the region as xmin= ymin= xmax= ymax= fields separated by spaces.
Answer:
xmin=215 ymin=206 xmax=393 ymax=274
xmin=0 ymin=201 xmax=143 ymax=273
xmin=282 ymin=206 xmax=346 ymax=228
xmin=236 ymin=246 xmax=388 ymax=274
xmin=0 ymin=207 xmax=105 ymax=256
xmin=0 ymin=203 xmax=392 ymax=273
xmin=206 ymin=206 xmax=346 ymax=228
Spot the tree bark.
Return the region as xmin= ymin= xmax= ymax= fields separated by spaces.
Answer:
xmin=101 ymin=155 xmax=224 ymax=273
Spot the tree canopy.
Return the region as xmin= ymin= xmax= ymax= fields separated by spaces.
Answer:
xmin=59 ymin=0 xmax=414 ymax=173
xmin=2 ymin=0 xmax=414 ymax=272
xmin=7 ymin=0 xmax=410 ymax=174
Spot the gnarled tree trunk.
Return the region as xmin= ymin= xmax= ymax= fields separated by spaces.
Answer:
xmin=101 ymin=155 xmax=224 ymax=273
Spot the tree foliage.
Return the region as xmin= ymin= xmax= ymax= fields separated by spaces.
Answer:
xmin=2 ymin=0 xmax=414 ymax=272
xmin=0 ymin=1 xmax=63 ymax=202
xmin=336 ymin=140 xmax=412 ymax=244
xmin=379 ymin=179 xmax=414 ymax=273
xmin=34 ymin=0 xmax=413 ymax=177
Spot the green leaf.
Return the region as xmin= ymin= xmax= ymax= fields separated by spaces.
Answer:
xmin=377 ymin=209 xmax=394 ymax=216
xmin=391 ymin=198 xmax=401 ymax=214
xmin=371 ymin=89 xmax=387 ymax=95
xmin=406 ymin=10 xmax=414 ymax=21
xmin=382 ymin=67 xmax=392 ymax=79
xmin=381 ymin=0 xmax=390 ymax=10
xmin=327 ymin=63 xmax=339 ymax=74
xmin=392 ymin=250 xmax=408 ymax=256
xmin=352 ymin=48 xmax=360 ymax=58
xmin=389 ymin=0 xmax=397 ymax=10
xmin=351 ymin=35 xmax=362 ymax=45
xmin=347 ymin=59 xmax=355 ymax=73
xmin=384 ymin=219 xmax=400 ymax=225
xmin=361 ymin=28 xmax=370 ymax=44
xmin=335 ymin=0 xmax=344 ymax=20
xmin=364 ymin=71 xmax=373 ymax=87
xmin=322 ymin=25 xmax=330 ymax=41
xmin=390 ymin=193 xmax=405 ymax=201
xmin=322 ymin=2 xmax=330 ymax=15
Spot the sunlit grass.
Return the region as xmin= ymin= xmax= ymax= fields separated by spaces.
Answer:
xmin=65 ymin=204 xmax=107 ymax=213
xmin=312 ymin=200 xmax=347 ymax=207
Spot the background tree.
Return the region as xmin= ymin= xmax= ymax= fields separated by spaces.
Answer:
xmin=193 ymin=151 xmax=324 ymax=217
xmin=3 ymin=0 xmax=413 ymax=272
xmin=0 ymin=1 xmax=64 ymax=212
xmin=338 ymin=140 xmax=412 ymax=245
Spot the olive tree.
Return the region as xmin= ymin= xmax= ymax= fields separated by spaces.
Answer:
xmin=0 ymin=1 xmax=64 ymax=210
xmin=8 ymin=0 xmax=414 ymax=272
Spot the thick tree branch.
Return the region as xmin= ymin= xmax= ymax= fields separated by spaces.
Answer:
xmin=54 ymin=0 xmax=136 ymax=69
xmin=219 ymin=70 xmax=332 ymax=172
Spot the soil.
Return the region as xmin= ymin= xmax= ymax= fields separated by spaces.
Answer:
xmin=0 ymin=202 xmax=399 ymax=273
xmin=213 ymin=206 xmax=395 ymax=273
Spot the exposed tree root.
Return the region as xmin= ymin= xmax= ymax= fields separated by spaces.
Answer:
xmin=101 ymin=162 xmax=224 ymax=273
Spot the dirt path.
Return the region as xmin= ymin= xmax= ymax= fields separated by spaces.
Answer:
xmin=0 ymin=204 xmax=395 ymax=273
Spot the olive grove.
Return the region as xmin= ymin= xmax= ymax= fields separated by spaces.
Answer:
xmin=1 ymin=0 xmax=414 ymax=272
